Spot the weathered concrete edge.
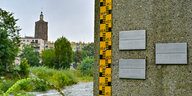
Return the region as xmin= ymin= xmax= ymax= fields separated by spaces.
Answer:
xmin=93 ymin=0 xmax=100 ymax=96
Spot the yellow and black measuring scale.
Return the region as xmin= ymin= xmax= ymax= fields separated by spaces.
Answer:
xmin=99 ymin=0 xmax=112 ymax=96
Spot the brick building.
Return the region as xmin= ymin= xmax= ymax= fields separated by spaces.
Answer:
xmin=35 ymin=12 xmax=48 ymax=42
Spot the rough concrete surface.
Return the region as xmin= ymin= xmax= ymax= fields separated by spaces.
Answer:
xmin=94 ymin=0 xmax=192 ymax=96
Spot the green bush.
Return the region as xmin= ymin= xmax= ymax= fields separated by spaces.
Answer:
xmin=15 ymin=82 xmax=33 ymax=92
xmin=41 ymin=49 xmax=56 ymax=68
xmin=0 ymin=80 xmax=15 ymax=92
xmin=30 ymin=66 xmax=77 ymax=88
xmin=20 ymin=45 xmax=40 ymax=66
xmin=20 ymin=58 xmax=30 ymax=79
xmin=82 ymin=43 xmax=94 ymax=57
xmin=70 ymin=70 xmax=93 ymax=82
xmin=58 ymin=70 xmax=77 ymax=86
xmin=78 ymin=57 xmax=94 ymax=76
xmin=33 ymin=82 xmax=48 ymax=92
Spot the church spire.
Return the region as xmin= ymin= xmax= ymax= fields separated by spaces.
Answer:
xmin=40 ymin=11 xmax=44 ymax=20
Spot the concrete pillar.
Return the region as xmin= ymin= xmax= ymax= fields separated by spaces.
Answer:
xmin=94 ymin=0 xmax=192 ymax=96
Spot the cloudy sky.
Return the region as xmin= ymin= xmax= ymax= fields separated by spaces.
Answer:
xmin=0 ymin=0 xmax=94 ymax=42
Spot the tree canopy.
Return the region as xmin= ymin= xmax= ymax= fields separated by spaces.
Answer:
xmin=54 ymin=37 xmax=73 ymax=69
xmin=41 ymin=49 xmax=56 ymax=68
xmin=82 ymin=43 xmax=94 ymax=57
xmin=20 ymin=45 xmax=40 ymax=66
xmin=0 ymin=8 xmax=21 ymax=73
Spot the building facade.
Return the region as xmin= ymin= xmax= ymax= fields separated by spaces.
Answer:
xmin=44 ymin=41 xmax=91 ymax=51
xmin=20 ymin=36 xmax=45 ymax=53
xmin=14 ymin=12 xmax=48 ymax=65
xmin=35 ymin=12 xmax=48 ymax=42
xmin=71 ymin=42 xmax=91 ymax=51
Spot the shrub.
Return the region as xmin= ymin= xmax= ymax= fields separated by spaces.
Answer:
xmin=41 ymin=49 xmax=56 ymax=68
xmin=20 ymin=58 xmax=30 ymax=79
xmin=82 ymin=43 xmax=94 ymax=57
xmin=33 ymin=82 xmax=48 ymax=92
xmin=30 ymin=66 xmax=77 ymax=88
xmin=78 ymin=57 xmax=94 ymax=76
xmin=16 ymin=81 xmax=33 ymax=92
xmin=20 ymin=45 xmax=40 ymax=66
xmin=0 ymin=80 xmax=15 ymax=92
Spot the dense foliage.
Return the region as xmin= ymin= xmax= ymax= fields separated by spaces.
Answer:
xmin=0 ymin=8 xmax=21 ymax=74
xmin=41 ymin=49 xmax=56 ymax=68
xmin=5 ymin=78 xmax=65 ymax=96
xmin=54 ymin=37 xmax=72 ymax=69
xmin=82 ymin=43 xmax=94 ymax=57
xmin=30 ymin=66 xmax=77 ymax=88
xmin=72 ymin=50 xmax=83 ymax=69
xmin=20 ymin=58 xmax=30 ymax=79
xmin=20 ymin=45 xmax=40 ymax=66
xmin=78 ymin=57 xmax=94 ymax=76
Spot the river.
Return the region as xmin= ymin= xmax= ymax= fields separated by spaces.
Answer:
xmin=29 ymin=82 xmax=93 ymax=96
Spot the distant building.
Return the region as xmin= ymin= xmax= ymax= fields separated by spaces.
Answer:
xmin=20 ymin=36 xmax=45 ymax=53
xmin=35 ymin=12 xmax=48 ymax=42
xmin=14 ymin=36 xmax=45 ymax=65
xmin=71 ymin=42 xmax=91 ymax=51
xmin=44 ymin=41 xmax=91 ymax=51
xmin=45 ymin=41 xmax=55 ymax=49
xmin=14 ymin=12 xmax=48 ymax=65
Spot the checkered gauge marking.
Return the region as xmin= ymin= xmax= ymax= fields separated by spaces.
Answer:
xmin=99 ymin=0 xmax=112 ymax=96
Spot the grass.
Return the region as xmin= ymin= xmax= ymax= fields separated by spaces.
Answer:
xmin=0 ymin=66 xmax=93 ymax=93
xmin=70 ymin=70 xmax=93 ymax=82
xmin=30 ymin=66 xmax=78 ymax=88
xmin=30 ymin=66 xmax=93 ymax=83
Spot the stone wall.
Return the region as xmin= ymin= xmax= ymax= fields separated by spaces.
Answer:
xmin=94 ymin=0 xmax=192 ymax=96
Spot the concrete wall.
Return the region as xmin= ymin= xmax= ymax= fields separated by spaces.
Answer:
xmin=94 ymin=0 xmax=192 ymax=96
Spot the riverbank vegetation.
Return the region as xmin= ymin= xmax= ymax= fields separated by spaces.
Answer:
xmin=0 ymin=8 xmax=94 ymax=95
xmin=0 ymin=66 xmax=93 ymax=93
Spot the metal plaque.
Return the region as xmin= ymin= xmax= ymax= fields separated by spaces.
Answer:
xmin=119 ymin=59 xmax=146 ymax=79
xmin=156 ymin=43 xmax=187 ymax=64
xmin=119 ymin=30 xmax=146 ymax=50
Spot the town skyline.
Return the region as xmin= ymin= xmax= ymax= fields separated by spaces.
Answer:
xmin=0 ymin=0 xmax=94 ymax=43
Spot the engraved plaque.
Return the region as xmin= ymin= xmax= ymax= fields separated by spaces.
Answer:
xmin=119 ymin=59 xmax=146 ymax=79
xmin=119 ymin=30 xmax=146 ymax=50
xmin=156 ymin=43 xmax=187 ymax=64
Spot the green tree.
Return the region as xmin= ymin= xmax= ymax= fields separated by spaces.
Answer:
xmin=73 ymin=50 xmax=82 ymax=64
xmin=0 ymin=8 xmax=21 ymax=74
xmin=81 ymin=50 xmax=87 ymax=59
xmin=78 ymin=56 xmax=94 ymax=76
xmin=41 ymin=49 xmax=56 ymax=68
xmin=20 ymin=58 xmax=30 ymax=79
xmin=72 ymin=50 xmax=83 ymax=69
xmin=82 ymin=43 xmax=94 ymax=57
xmin=54 ymin=37 xmax=72 ymax=69
xmin=20 ymin=45 xmax=40 ymax=66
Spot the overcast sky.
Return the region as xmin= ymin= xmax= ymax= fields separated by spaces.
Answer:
xmin=0 ymin=0 xmax=94 ymax=43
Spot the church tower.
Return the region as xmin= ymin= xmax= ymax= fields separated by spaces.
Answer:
xmin=35 ymin=12 xmax=48 ymax=42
